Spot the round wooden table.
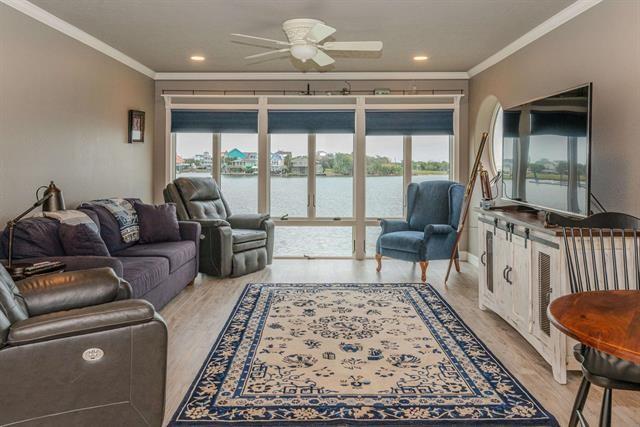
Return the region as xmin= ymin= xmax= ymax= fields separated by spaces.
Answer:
xmin=548 ymin=290 xmax=640 ymax=364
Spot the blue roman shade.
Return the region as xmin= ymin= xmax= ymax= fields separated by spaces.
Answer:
xmin=268 ymin=111 xmax=355 ymax=134
xmin=365 ymin=110 xmax=454 ymax=135
xmin=171 ymin=110 xmax=258 ymax=133
xmin=530 ymin=110 xmax=588 ymax=137
xmin=503 ymin=110 xmax=521 ymax=138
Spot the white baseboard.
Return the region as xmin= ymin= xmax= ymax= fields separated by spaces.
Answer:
xmin=460 ymin=251 xmax=479 ymax=267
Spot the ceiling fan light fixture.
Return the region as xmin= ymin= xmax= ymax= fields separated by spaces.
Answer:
xmin=290 ymin=44 xmax=318 ymax=62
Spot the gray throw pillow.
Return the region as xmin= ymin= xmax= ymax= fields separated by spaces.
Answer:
xmin=134 ymin=203 xmax=181 ymax=244
xmin=58 ymin=223 xmax=110 ymax=257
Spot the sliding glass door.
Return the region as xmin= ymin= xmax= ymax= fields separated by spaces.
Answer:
xmin=269 ymin=134 xmax=308 ymax=219
xmin=171 ymin=106 xmax=455 ymax=259
xmin=366 ymin=135 xmax=404 ymax=219
xmin=316 ymin=134 xmax=354 ymax=219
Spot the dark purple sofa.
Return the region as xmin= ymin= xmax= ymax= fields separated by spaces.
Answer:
xmin=0 ymin=207 xmax=200 ymax=310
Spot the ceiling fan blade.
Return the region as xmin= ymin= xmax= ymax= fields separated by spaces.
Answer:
xmin=231 ymin=33 xmax=290 ymax=46
xmin=321 ymin=41 xmax=383 ymax=51
xmin=245 ymin=48 xmax=290 ymax=59
xmin=305 ymin=23 xmax=336 ymax=43
xmin=311 ymin=49 xmax=335 ymax=67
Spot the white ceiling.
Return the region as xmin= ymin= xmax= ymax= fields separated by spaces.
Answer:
xmin=28 ymin=0 xmax=575 ymax=73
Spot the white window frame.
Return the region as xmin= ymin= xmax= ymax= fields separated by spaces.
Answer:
xmin=165 ymin=94 xmax=462 ymax=260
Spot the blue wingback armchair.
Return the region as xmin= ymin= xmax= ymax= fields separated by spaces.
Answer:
xmin=375 ymin=180 xmax=464 ymax=282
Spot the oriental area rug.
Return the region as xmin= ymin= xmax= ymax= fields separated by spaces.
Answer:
xmin=171 ymin=283 xmax=557 ymax=426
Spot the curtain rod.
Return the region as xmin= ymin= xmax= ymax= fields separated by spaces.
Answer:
xmin=161 ymin=88 xmax=465 ymax=97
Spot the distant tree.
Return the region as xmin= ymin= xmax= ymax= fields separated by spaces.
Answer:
xmin=334 ymin=152 xmax=353 ymax=175
xmin=530 ymin=161 xmax=546 ymax=182
xmin=556 ymin=161 xmax=569 ymax=182
xmin=366 ymin=155 xmax=402 ymax=176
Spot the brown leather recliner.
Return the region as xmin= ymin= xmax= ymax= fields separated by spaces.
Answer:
xmin=164 ymin=177 xmax=274 ymax=278
xmin=0 ymin=265 xmax=167 ymax=426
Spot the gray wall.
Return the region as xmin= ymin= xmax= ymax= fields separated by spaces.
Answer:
xmin=0 ymin=4 xmax=155 ymax=223
xmin=467 ymin=0 xmax=640 ymax=256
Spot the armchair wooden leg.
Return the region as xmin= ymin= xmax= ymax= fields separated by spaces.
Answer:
xmin=419 ymin=261 xmax=429 ymax=282
xmin=375 ymin=253 xmax=382 ymax=272
xmin=454 ymin=258 xmax=461 ymax=273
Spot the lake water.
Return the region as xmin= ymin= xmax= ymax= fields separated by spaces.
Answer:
xmin=178 ymin=173 xmax=448 ymax=257
xmin=178 ymin=173 xmax=582 ymax=256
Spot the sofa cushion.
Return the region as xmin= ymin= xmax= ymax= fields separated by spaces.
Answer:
xmin=379 ymin=231 xmax=424 ymax=254
xmin=134 ymin=203 xmax=181 ymax=244
xmin=232 ymin=229 xmax=267 ymax=244
xmin=1 ymin=218 xmax=65 ymax=259
xmin=118 ymin=257 xmax=170 ymax=298
xmin=114 ymin=241 xmax=196 ymax=273
xmin=77 ymin=208 xmax=101 ymax=232
xmin=58 ymin=223 xmax=110 ymax=257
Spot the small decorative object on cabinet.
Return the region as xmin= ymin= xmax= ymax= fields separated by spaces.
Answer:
xmin=128 ymin=109 xmax=145 ymax=143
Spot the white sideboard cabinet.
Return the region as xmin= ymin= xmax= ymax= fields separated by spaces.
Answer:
xmin=476 ymin=207 xmax=578 ymax=384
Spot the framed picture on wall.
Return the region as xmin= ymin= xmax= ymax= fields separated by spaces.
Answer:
xmin=128 ymin=110 xmax=145 ymax=143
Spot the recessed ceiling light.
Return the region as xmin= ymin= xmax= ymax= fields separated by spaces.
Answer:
xmin=413 ymin=55 xmax=428 ymax=61
xmin=190 ymin=55 xmax=205 ymax=61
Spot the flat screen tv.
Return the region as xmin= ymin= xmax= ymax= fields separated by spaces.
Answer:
xmin=501 ymin=84 xmax=592 ymax=216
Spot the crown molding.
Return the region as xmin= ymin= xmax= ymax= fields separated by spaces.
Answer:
xmin=467 ymin=0 xmax=603 ymax=77
xmin=1 ymin=0 xmax=156 ymax=79
xmin=154 ymin=72 xmax=470 ymax=81
xmin=4 ymin=0 xmax=602 ymax=82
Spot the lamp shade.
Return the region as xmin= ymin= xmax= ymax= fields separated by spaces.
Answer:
xmin=38 ymin=181 xmax=65 ymax=212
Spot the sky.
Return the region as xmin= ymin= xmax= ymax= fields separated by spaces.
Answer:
xmin=176 ymin=133 xmax=451 ymax=162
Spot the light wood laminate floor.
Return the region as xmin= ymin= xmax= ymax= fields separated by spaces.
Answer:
xmin=160 ymin=259 xmax=640 ymax=426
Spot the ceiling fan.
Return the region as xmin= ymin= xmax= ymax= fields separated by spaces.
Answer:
xmin=232 ymin=18 xmax=383 ymax=67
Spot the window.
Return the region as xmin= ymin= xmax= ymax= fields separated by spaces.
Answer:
xmin=491 ymin=106 xmax=504 ymax=172
xmin=411 ymin=135 xmax=451 ymax=183
xmin=175 ymin=133 xmax=213 ymax=179
xmin=315 ymin=134 xmax=354 ymax=218
xmin=270 ymin=134 xmax=308 ymax=218
xmin=220 ymin=133 xmax=258 ymax=214
xmin=366 ymin=136 xmax=404 ymax=218
xmin=170 ymin=104 xmax=458 ymax=259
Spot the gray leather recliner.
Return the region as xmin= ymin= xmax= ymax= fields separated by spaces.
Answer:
xmin=164 ymin=177 xmax=274 ymax=278
xmin=0 ymin=265 xmax=167 ymax=426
